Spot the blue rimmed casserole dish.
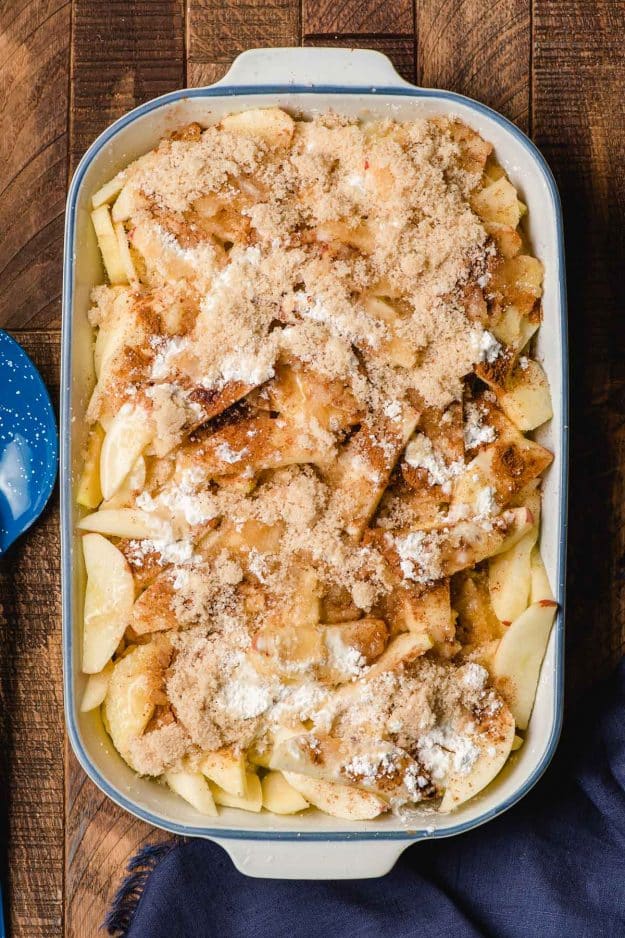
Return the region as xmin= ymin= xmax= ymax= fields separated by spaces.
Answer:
xmin=61 ymin=47 xmax=568 ymax=879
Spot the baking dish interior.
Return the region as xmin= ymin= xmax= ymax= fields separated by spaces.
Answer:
xmin=62 ymin=85 xmax=566 ymax=841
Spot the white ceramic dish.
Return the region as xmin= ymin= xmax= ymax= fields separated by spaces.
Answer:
xmin=61 ymin=47 xmax=568 ymax=879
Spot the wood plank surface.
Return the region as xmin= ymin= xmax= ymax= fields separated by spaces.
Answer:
xmin=0 ymin=0 xmax=70 ymax=331
xmin=187 ymin=0 xmax=300 ymax=86
xmin=70 ymin=0 xmax=186 ymax=170
xmin=302 ymin=0 xmax=413 ymax=35
xmin=302 ymin=0 xmax=414 ymax=82
xmin=533 ymin=0 xmax=625 ymax=698
xmin=0 ymin=333 xmax=63 ymax=936
xmin=416 ymin=0 xmax=531 ymax=130
xmin=66 ymin=758 xmax=171 ymax=938
xmin=0 ymin=1 xmax=623 ymax=934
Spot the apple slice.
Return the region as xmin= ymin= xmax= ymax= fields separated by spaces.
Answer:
xmin=78 ymin=507 xmax=164 ymax=540
xmin=92 ymin=171 xmax=128 ymax=209
xmin=91 ymin=171 xmax=127 ymax=209
xmin=498 ymin=360 xmax=553 ymax=432
xmin=365 ymin=631 xmax=433 ymax=678
xmin=93 ymin=289 xmax=137 ymax=381
xmin=103 ymin=638 xmax=170 ymax=768
xmin=530 ymin=547 xmax=555 ymax=603
xmin=484 ymin=223 xmax=522 ymax=261
xmin=220 ymin=107 xmax=294 ymax=147
xmin=100 ymin=404 xmax=153 ymax=500
xmin=80 ymin=660 xmax=113 ymax=712
xmin=282 ymin=772 xmax=388 ymax=821
xmin=269 ymin=733 xmax=341 ymax=780
xmin=262 ymin=772 xmax=309 ymax=814
xmin=471 ymin=176 xmax=522 ymax=226
xmin=271 ymin=734 xmax=422 ymax=803
xmin=492 ymin=599 xmax=558 ymax=729
xmin=112 ymin=183 xmax=138 ymax=222
xmin=114 ymin=221 xmax=138 ymax=283
xmin=164 ymin=768 xmax=218 ymax=816
xmin=391 ymin=581 xmax=454 ymax=646
xmin=77 ymin=425 xmax=105 ymax=509
xmin=200 ymin=748 xmax=247 ymax=798
xmin=488 ymin=528 xmax=538 ymax=624
xmin=82 ymin=533 xmax=134 ymax=673
xmin=444 ymin=507 xmax=534 ymax=574
xmin=101 ymin=456 xmax=146 ymax=509
xmin=439 ymin=707 xmax=515 ymax=812
xmin=91 ymin=204 xmax=127 ymax=284
xmin=247 ymin=724 xmax=307 ymax=770
xmin=209 ymin=772 xmax=262 ymax=812
xmin=492 ymin=302 xmax=539 ymax=349
xmin=334 ymin=408 xmax=420 ymax=540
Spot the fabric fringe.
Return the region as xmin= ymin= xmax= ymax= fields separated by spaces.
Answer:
xmin=103 ymin=840 xmax=178 ymax=937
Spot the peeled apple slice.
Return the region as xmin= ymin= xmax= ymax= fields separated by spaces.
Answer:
xmin=91 ymin=172 xmax=126 ymax=209
xmin=498 ymin=360 xmax=553 ymax=432
xmin=261 ymin=772 xmax=309 ymax=814
xmin=100 ymin=405 xmax=153 ymax=500
xmin=209 ymin=772 xmax=262 ymax=812
xmin=80 ymin=660 xmax=114 ymax=712
xmin=220 ymin=107 xmax=294 ymax=147
xmin=365 ymin=631 xmax=433 ymax=678
xmin=439 ymin=707 xmax=515 ymax=812
xmin=114 ymin=221 xmax=138 ymax=283
xmin=112 ymin=183 xmax=137 ymax=222
xmin=282 ymin=772 xmax=388 ymax=821
xmin=492 ymin=599 xmax=558 ymax=729
xmin=78 ymin=507 xmax=164 ymax=540
xmin=76 ymin=425 xmax=105 ymax=509
xmin=488 ymin=528 xmax=537 ymax=624
xmin=82 ymin=533 xmax=134 ymax=673
xmin=530 ymin=548 xmax=555 ymax=604
xmin=200 ymin=749 xmax=247 ymax=798
xmin=164 ymin=768 xmax=218 ymax=816
xmin=91 ymin=204 xmax=127 ymax=284
xmin=103 ymin=640 xmax=169 ymax=767
xmin=101 ymin=456 xmax=146 ymax=509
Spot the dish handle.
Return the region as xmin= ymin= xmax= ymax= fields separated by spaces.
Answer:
xmin=213 ymin=47 xmax=414 ymax=90
xmin=211 ymin=836 xmax=414 ymax=880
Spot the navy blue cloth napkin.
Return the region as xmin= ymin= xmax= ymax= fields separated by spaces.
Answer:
xmin=108 ymin=661 xmax=625 ymax=938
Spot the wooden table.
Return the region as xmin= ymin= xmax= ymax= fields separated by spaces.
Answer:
xmin=1 ymin=1 xmax=624 ymax=933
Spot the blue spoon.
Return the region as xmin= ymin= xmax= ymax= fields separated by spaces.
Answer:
xmin=0 ymin=330 xmax=58 ymax=935
xmin=0 ymin=330 xmax=58 ymax=555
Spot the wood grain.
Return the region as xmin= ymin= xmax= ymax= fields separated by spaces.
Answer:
xmin=303 ymin=0 xmax=413 ymax=35
xmin=0 ymin=0 xmax=70 ymax=331
xmin=416 ymin=0 xmax=531 ymax=130
xmin=187 ymin=0 xmax=300 ymax=86
xmin=70 ymin=0 xmax=185 ymax=170
xmin=533 ymin=0 xmax=625 ymax=700
xmin=65 ymin=747 xmax=172 ymax=938
xmin=0 ymin=333 xmax=63 ymax=937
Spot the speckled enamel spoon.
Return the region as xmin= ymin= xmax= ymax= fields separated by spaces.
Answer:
xmin=0 ymin=330 xmax=58 ymax=556
xmin=0 ymin=330 xmax=58 ymax=935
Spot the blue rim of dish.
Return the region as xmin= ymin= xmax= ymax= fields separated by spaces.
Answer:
xmin=61 ymin=81 xmax=568 ymax=843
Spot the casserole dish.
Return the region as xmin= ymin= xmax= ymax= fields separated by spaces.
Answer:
xmin=61 ymin=47 xmax=568 ymax=879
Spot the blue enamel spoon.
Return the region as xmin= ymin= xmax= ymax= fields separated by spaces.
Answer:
xmin=0 ymin=330 xmax=58 ymax=554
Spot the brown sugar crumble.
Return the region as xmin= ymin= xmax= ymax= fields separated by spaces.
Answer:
xmin=85 ymin=108 xmax=553 ymax=817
